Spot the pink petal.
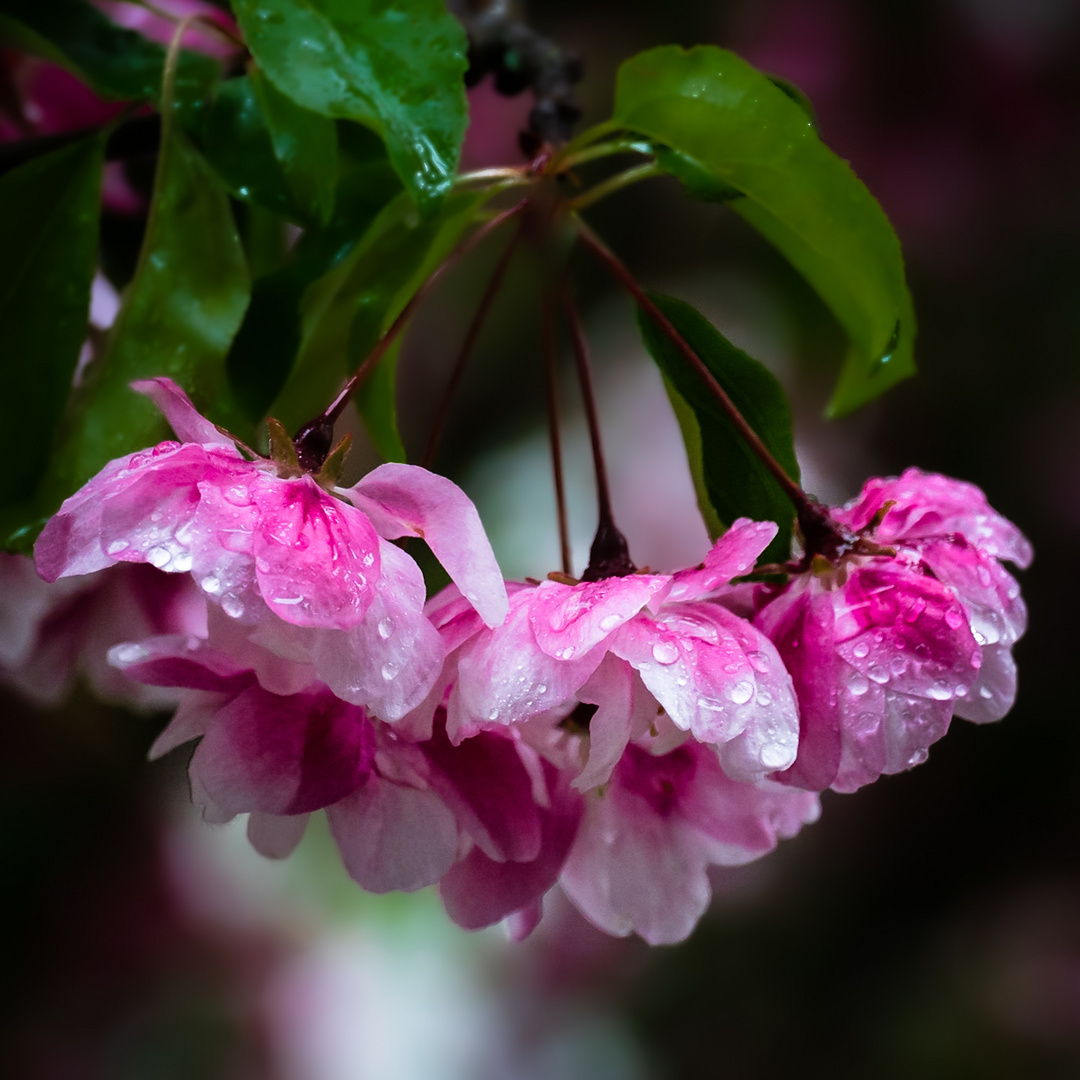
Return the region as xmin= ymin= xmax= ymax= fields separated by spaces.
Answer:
xmin=190 ymin=683 xmax=375 ymax=817
xmin=251 ymin=475 xmax=380 ymax=628
xmin=312 ymin=539 xmax=444 ymax=722
xmin=837 ymin=468 xmax=1032 ymax=568
xmin=611 ymin=604 xmax=799 ymax=781
xmin=528 ymin=575 xmax=671 ymax=661
xmin=439 ymin=761 xmax=582 ymax=931
xmin=455 ymin=588 xmax=604 ymax=727
xmin=955 ymin=644 xmax=1017 ymax=724
xmin=131 ymin=377 xmax=237 ymax=448
xmin=345 ymin=463 xmax=509 ymax=627
xmin=668 ymin=518 xmax=778 ymax=602
xmin=424 ymin=719 xmax=542 ymax=862
xmin=247 ymin=811 xmax=309 ymax=858
xmin=327 ymin=777 xmax=459 ymax=892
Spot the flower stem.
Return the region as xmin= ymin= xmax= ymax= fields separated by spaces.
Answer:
xmin=542 ymin=294 xmax=573 ymax=575
xmin=566 ymin=162 xmax=662 ymax=213
xmin=292 ymin=197 xmax=529 ymax=470
xmin=575 ymin=219 xmax=825 ymax=527
xmin=562 ymin=292 xmax=635 ymax=581
xmin=422 ymin=217 xmax=525 ymax=469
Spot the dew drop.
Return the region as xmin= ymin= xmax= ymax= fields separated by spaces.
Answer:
xmin=853 ymin=641 xmax=870 ymax=659
xmin=221 ymin=596 xmax=245 ymax=619
xmin=926 ymin=679 xmax=953 ymax=701
xmin=106 ymin=539 xmax=129 ymax=555
xmin=890 ymin=655 xmax=908 ymax=677
xmin=955 ymin=684 xmax=968 ymax=696
xmin=907 ymin=748 xmax=929 ymax=767
xmin=976 ymin=565 xmax=993 ymax=588
xmin=904 ymin=597 xmax=926 ymax=623
xmin=147 ymin=546 xmax=171 ymax=569
xmin=652 ymin=640 xmax=679 ymax=665
xmin=757 ymin=689 xmax=773 ymax=706
xmin=378 ymin=616 xmax=394 ymax=640
xmin=200 ymin=575 xmax=221 ymax=595
xmin=537 ymin=684 xmax=547 ymax=694
xmin=728 ymin=681 xmax=753 ymax=705
xmin=381 ymin=662 xmax=398 ymax=681
xmin=848 ymin=673 xmax=869 ymax=696
xmin=599 ymin=614 xmax=621 ymax=632
xmin=113 ymin=643 xmax=147 ymax=665
xmin=979 ymin=685 xmax=993 ymax=700
xmin=944 ymin=607 xmax=965 ymax=630
xmin=487 ymin=708 xmax=500 ymax=721
xmin=363 ymin=552 xmax=376 ymax=568
xmin=557 ymin=646 xmax=575 ymax=660
xmin=760 ymin=743 xmax=790 ymax=769
xmin=867 ymin=664 xmax=889 ymax=685
xmin=746 ymin=650 xmax=771 ymax=674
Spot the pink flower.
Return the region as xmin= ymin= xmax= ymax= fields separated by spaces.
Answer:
xmin=755 ymin=469 xmax=1031 ymax=792
xmin=116 ymin=633 xmax=580 ymax=922
xmin=559 ymin=740 xmax=819 ymax=944
xmin=448 ymin=519 xmax=800 ymax=786
xmin=35 ymin=378 xmax=508 ymax=721
xmin=0 ymin=554 xmax=204 ymax=708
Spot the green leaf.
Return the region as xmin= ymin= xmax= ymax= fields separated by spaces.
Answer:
xmin=227 ymin=123 xmax=401 ymax=424
xmin=230 ymin=0 xmax=468 ymax=210
xmin=270 ymin=187 xmax=487 ymax=458
xmin=0 ymin=0 xmax=219 ymax=114
xmin=637 ymin=293 xmax=799 ymax=564
xmin=39 ymin=114 xmax=250 ymax=513
xmin=204 ymin=72 xmax=339 ymax=227
xmin=0 ymin=136 xmax=103 ymax=533
xmin=613 ymin=45 xmax=915 ymax=416
xmin=250 ymin=66 xmax=338 ymax=226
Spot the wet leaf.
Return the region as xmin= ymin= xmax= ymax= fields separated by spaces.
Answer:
xmin=204 ymin=71 xmax=338 ymax=226
xmin=39 ymin=113 xmax=250 ymax=513
xmin=637 ymin=293 xmax=799 ymax=564
xmin=0 ymin=136 xmax=103 ymax=545
xmin=230 ymin=0 xmax=468 ymax=211
xmin=614 ymin=45 xmax=915 ymax=416
xmin=0 ymin=0 xmax=220 ymax=115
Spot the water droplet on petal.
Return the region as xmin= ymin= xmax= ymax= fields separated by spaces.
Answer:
xmin=599 ymin=614 xmax=621 ymax=632
xmin=944 ymin=607 xmax=965 ymax=630
xmin=488 ymin=708 xmax=500 ymax=721
xmin=652 ymin=640 xmax=679 ymax=665
xmin=907 ymin=748 xmax=929 ymax=767
xmin=746 ymin=650 xmax=771 ymax=674
xmin=926 ymin=679 xmax=953 ymax=701
xmin=106 ymin=539 xmax=129 ymax=556
xmin=222 ymin=596 xmax=245 ymax=619
xmin=537 ymin=684 xmax=547 ymax=694
xmin=200 ymin=575 xmax=221 ymax=595
xmin=381 ymin=662 xmax=398 ymax=681
xmin=757 ymin=689 xmax=773 ymax=706
xmin=728 ymin=681 xmax=753 ymax=705
xmin=378 ymin=616 xmax=394 ymax=640
xmin=848 ymin=673 xmax=869 ymax=696
xmin=979 ymin=685 xmax=993 ymax=700
xmin=853 ymin=641 xmax=870 ymax=659
xmin=147 ymin=546 xmax=171 ymax=569
xmin=868 ymin=664 xmax=889 ymax=685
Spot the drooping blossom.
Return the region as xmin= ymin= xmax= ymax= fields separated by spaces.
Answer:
xmin=445 ymin=518 xmax=800 ymax=787
xmin=113 ymin=631 xmax=580 ymax=929
xmin=0 ymin=553 xmax=204 ymax=708
xmin=35 ymin=378 xmax=508 ymax=721
xmin=560 ymin=740 xmax=820 ymax=944
xmin=755 ymin=469 xmax=1031 ymax=792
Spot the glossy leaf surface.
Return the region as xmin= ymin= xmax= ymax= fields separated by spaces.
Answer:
xmin=614 ymin=45 xmax=915 ymax=416
xmin=270 ymin=188 xmax=487 ymax=459
xmin=40 ymin=116 xmax=250 ymax=513
xmin=0 ymin=136 xmax=102 ymax=539
xmin=230 ymin=0 xmax=468 ymax=210
xmin=637 ymin=293 xmax=799 ymax=564
xmin=0 ymin=0 xmax=219 ymax=110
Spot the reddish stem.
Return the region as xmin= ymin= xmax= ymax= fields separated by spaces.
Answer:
xmin=293 ymin=198 xmax=529 ymax=469
xmin=542 ymin=294 xmax=573 ymax=575
xmin=421 ymin=217 xmax=524 ymax=469
xmin=562 ymin=291 xmax=635 ymax=581
xmin=575 ymin=219 xmax=847 ymax=551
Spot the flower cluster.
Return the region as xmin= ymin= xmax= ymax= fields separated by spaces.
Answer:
xmin=28 ymin=380 xmax=1030 ymax=944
